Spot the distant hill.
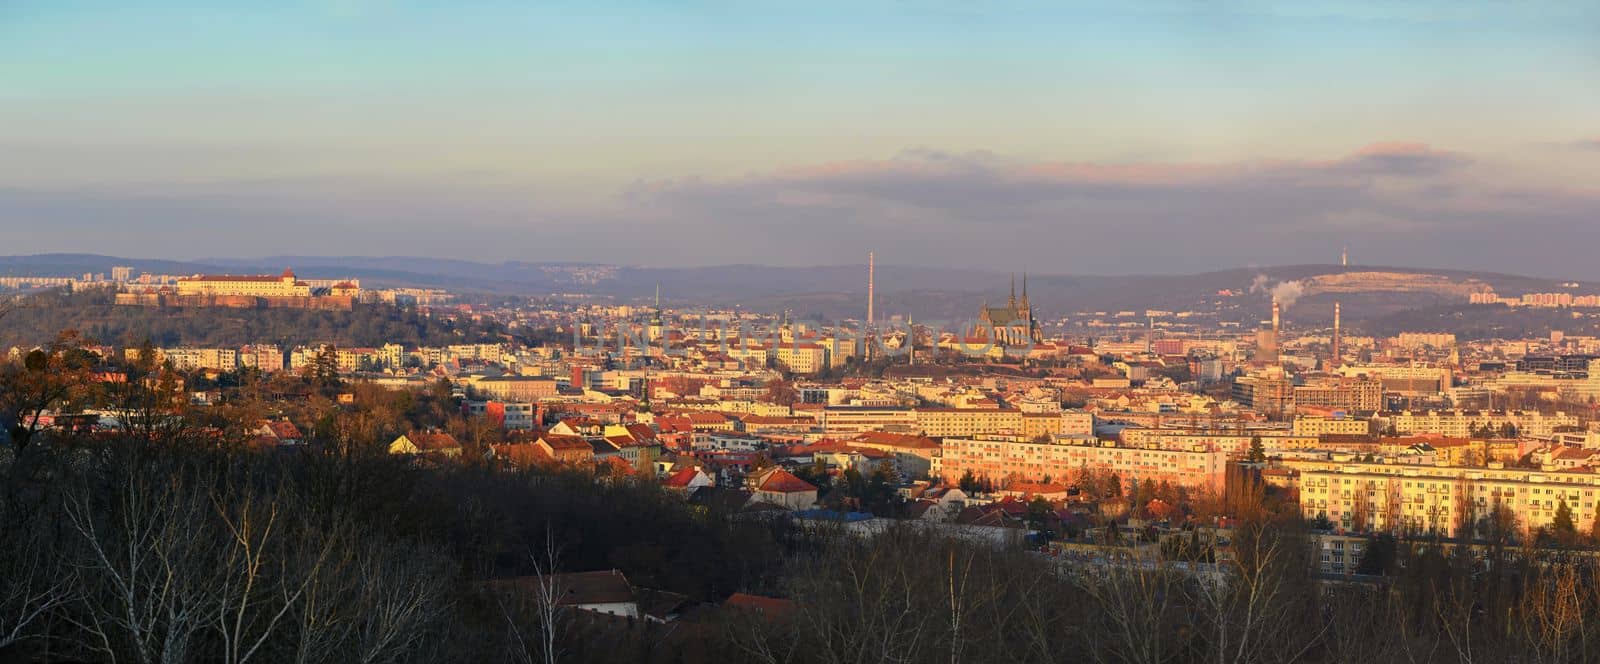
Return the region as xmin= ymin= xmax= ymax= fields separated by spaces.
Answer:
xmin=0 ymin=254 xmax=223 ymax=278
xmin=0 ymin=254 xmax=1576 ymax=324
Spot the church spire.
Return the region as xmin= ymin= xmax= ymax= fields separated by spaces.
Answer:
xmin=1008 ymin=274 xmax=1017 ymax=309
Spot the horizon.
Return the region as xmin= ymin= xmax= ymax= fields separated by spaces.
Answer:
xmin=0 ymin=251 xmax=1592 ymax=283
xmin=4 ymin=2 xmax=1599 ymax=275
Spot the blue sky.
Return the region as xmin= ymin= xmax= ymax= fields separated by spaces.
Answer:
xmin=2 ymin=1 xmax=1598 ymax=275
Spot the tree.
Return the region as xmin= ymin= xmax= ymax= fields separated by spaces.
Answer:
xmin=1135 ymin=479 xmax=1158 ymax=513
xmin=1354 ymin=534 xmax=1398 ymax=575
xmin=1589 ymin=505 xmax=1600 ymax=547
xmin=762 ymin=378 xmax=798 ymax=406
xmin=958 ymin=470 xmax=981 ymax=494
xmin=0 ymin=330 xmax=98 ymax=452
xmin=1024 ymin=497 xmax=1053 ymax=535
xmin=1552 ymin=500 xmax=1577 ymax=547
xmin=1247 ymin=435 xmax=1266 ymax=463
xmin=498 ymin=533 xmax=564 ymax=664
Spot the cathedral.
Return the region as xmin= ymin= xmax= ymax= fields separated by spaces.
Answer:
xmin=978 ymin=274 xmax=1042 ymax=345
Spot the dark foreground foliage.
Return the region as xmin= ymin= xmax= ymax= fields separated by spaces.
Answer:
xmin=5 ymin=437 xmax=1600 ymax=663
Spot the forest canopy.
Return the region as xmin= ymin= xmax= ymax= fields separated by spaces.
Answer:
xmin=0 ymin=289 xmax=503 ymax=349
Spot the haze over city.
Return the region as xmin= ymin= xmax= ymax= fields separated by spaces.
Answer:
xmin=4 ymin=1 xmax=1599 ymax=275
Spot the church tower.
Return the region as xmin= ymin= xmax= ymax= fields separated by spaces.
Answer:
xmin=648 ymin=284 xmax=665 ymax=342
xmin=1019 ymin=272 xmax=1030 ymax=319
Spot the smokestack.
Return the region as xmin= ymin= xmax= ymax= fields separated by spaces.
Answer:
xmin=867 ymin=251 xmax=875 ymax=326
xmin=1341 ymin=247 xmax=1348 ymax=267
xmin=1146 ymin=315 xmax=1153 ymax=354
xmin=1331 ymin=301 xmax=1341 ymax=367
xmin=1272 ymin=300 xmax=1281 ymax=335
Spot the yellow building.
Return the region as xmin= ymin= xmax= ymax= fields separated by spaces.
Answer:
xmin=914 ymin=408 xmax=1024 ymax=438
xmin=1376 ymin=410 xmax=1579 ymax=438
xmin=774 ymin=344 xmax=828 ymax=374
xmin=1300 ymin=461 xmax=1600 ymax=538
xmin=177 ymin=268 xmax=312 ymax=297
xmin=1293 ymin=415 xmax=1375 ymax=438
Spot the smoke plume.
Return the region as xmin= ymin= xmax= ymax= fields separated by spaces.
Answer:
xmin=1271 ymin=280 xmax=1306 ymax=308
xmin=1248 ymin=274 xmax=1270 ymax=295
xmin=1248 ymin=274 xmax=1307 ymax=308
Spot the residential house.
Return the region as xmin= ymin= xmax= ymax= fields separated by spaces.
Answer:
xmin=748 ymin=468 xmax=819 ymax=510
xmin=388 ymin=431 xmax=462 ymax=458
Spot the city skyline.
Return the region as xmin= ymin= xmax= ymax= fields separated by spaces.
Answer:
xmin=3 ymin=1 xmax=1598 ymax=275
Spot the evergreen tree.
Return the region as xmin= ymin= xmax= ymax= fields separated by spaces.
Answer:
xmin=1247 ymin=435 xmax=1266 ymax=463
xmin=1553 ymin=499 xmax=1578 ymax=546
xmin=1590 ymin=505 xmax=1600 ymax=547
xmin=958 ymin=469 xmax=981 ymax=494
xmin=1025 ymin=496 xmax=1053 ymax=534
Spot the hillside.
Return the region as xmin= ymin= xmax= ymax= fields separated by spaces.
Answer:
xmin=0 ymin=254 xmax=1577 ymax=324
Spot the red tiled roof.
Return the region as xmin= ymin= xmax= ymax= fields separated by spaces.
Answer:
xmin=1005 ymin=481 xmax=1068 ymax=495
xmin=758 ymin=469 xmax=817 ymax=494
xmin=266 ymin=421 xmax=302 ymax=440
xmin=1554 ymin=447 xmax=1598 ymax=461
xmin=405 ymin=432 xmax=461 ymax=451
xmin=724 ymin=593 xmax=795 ymax=618
xmin=663 ymin=466 xmax=705 ymax=488
xmin=184 ymin=274 xmax=293 ymax=283
xmin=538 ymin=434 xmax=592 ymax=451
xmin=492 ymin=443 xmax=553 ymax=467
xmin=598 ymin=456 xmax=634 ymax=474
xmin=549 ymin=570 xmax=635 ymax=606
xmin=851 ymin=431 xmax=939 ymax=450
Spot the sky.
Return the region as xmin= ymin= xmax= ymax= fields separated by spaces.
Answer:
xmin=2 ymin=1 xmax=1598 ymax=276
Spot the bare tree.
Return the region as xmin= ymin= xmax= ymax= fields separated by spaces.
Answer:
xmin=65 ymin=470 xmax=216 ymax=664
xmin=0 ymin=490 xmax=75 ymax=651
xmin=209 ymin=484 xmax=341 ymax=664
xmin=498 ymin=531 xmax=565 ymax=664
xmin=1185 ymin=519 xmax=1323 ymax=664
xmin=1076 ymin=550 xmax=1183 ymax=664
xmin=351 ymin=542 xmax=449 ymax=664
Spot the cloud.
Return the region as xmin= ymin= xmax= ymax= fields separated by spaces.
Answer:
xmin=615 ymin=141 xmax=1600 ymax=275
xmin=3 ymin=141 xmax=1599 ymax=277
xmin=626 ymin=141 xmax=1486 ymax=236
xmin=1332 ymin=142 xmax=1471 ymax=176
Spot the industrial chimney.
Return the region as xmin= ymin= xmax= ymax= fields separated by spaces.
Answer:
xmin=1331 ymin=301 xmax=1342 ymax=368
xmin=867 ymin=251 xmax=875 ymax=326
